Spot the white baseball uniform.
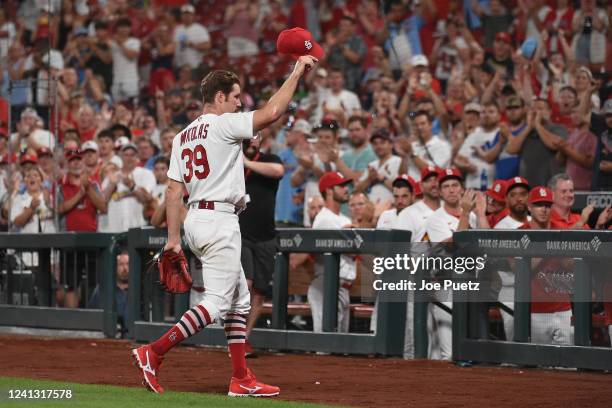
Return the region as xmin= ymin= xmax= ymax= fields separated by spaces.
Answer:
xmin=494 ymin=214 xmax=529 ymax=342
xmin=376 ymin=208 xmax=401 ymax=229
xmin=309 ymin=207 xmax=354 ymax=333
xmin=395 ymin=200 xmax=437 ymax=242
xmin=424 ymin=206 xmax=477 ymax=360
xmin=167 ymin=112 xmax=255 ymax=323
xmin=393 ymin=199 xmax=437 ymax=358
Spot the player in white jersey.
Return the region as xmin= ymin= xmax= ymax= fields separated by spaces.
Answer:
xmin=131 ymin=55 xmax=318 ymax=397
xmin=423 ymin=168 xmax=486 ymax=360
xmin=395 ymin=166 xmax=441 ymax=242
xmin=493 ymin=176 xmax=530 ymax=342
xmin=393 ymin=166 xmax=441 ymax=358
xmin=376 ymin=175 xmax=415 ymax=229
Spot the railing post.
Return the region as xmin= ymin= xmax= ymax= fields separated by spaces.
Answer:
xmin=127 ymin=229 xmax=141 ymax=338
xmin=37 ymin=248 xmax=51 ymax=306
xmin=100 ymin=244 xmax=116 ymax=338
xmin=573 ymin=258 xmax=591 ymax=346
xmin=513 ymin=257 xmax=531 ymax=343
xmin=413 ymin=266 xmax=428 ymax=358
xmin=271 ymin=252 xmax=289 ymax=329
xmin=375 ymin=273 xmax=407 ymax=356
xmin=322 ymin=252 xmax=340 ymax=332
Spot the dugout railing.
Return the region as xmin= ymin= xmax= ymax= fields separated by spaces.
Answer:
xmin=128 ymin=227 xmax=413 ymax=356
xmin=0 ymin=233 xmax=120 ymax=337
xmin=452 ymin=229 xmax=612 ymax=370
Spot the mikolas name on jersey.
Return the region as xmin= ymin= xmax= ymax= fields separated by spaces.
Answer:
xmin=180 ymin=123 xmax=210 ymax=146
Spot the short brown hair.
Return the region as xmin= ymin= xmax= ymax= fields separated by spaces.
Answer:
xmin=200 ymin=70 xmax=240 ymax=104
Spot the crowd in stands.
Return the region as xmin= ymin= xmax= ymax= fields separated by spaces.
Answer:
xmin=0 ymin=0 xmax=610 ymax=234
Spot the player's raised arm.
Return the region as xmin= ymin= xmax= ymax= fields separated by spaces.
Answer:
xmin=252 ymin=55 xmax=318 ymax=133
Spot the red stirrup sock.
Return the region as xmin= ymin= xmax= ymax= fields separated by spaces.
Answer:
xmin=225 ymin=313 xmax=248 ymax=379
xmin=150 ymin=304 xmax=212 ymax=356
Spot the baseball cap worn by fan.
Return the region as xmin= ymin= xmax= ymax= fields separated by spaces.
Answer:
xmin=529 ymin=186 xmax=553 ymax=204
xmin=82 ymin=140 xmax=99 ymax=152
xmin=464 ymin=102 xmax=483 ymax=114
xmin=20 ymin=154 xmax=38 ymax=165
xmin=319 ymin=172 xmax=351 ymax=194
xmin=277 ymin=27 xmax=324 ymax=60
xmin=410 ymin=54 xmax=429 ymax=67
xmin=292 ymin=119 xmax=312 ymax=135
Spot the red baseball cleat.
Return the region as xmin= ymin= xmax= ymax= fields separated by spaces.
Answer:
xmin=131 ymin=345 xmax=164 ymax=394
xmin=227 ymin=369 xmax=280 ymax=397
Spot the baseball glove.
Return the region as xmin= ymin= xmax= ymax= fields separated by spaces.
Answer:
xmin=157 ymin=248 xmax=193 ymax=293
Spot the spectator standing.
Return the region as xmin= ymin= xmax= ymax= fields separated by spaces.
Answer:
xmin=469 ymin=0 xmax=514 ymax=50
xmin=9 ymin=166 xmax=55 ymax=233
xmin=571 ymin=0 xmax=608 ymax=69
xmin=396 ymin=111 xmax=452 ymax=181
xmin=96 ymin=129 xmax=120 ymax=164
xmin=507 ymin=98 xmax=568 ymax=186
xmin=484 ymin=32 xmax=514 ymax=78
xmin=224 ymin=0 xmax=259 ymax=58
xmin=85 ymin=21 xmax=113 ymax=92
xmin=334 ymin=115 xmax=377 ymax=181
xmin=355 ymin=130 xmax=401 ymax=205
xmin=98 ymin=143 xmax=155 ymax=232
xmin=173 ymin=4 xmax=211 ymax=70
xmin=324 ymin=15 xmax=366 ymax=92
xmin=275 ymin=119 xmax=310 ymax=227
xmin=591 ymin=99 xmax=612 ymax=190
xmin=81 ymin=140 xmax=101 ymax=182
xmin=151 ymin=156 xmax=169 ymax=207
xmin=556 ymin=104 xmax=597 ymax=190
xmin=455 ymin=101 xmax=501 ymax=189
xmin=314 ymin=69 xmax=361 ymax=124
xmin=110 ymin=18 xmax=141 ymax=102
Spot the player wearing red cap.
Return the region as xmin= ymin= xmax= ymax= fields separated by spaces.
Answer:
xmin=494 ymin=176 xmax=530 ymax=342
xmin=395 ymin=166 xmax=441 ymax=242
xmin=485 ymin=179 xmax=509 ymax=228
xmin=309 ymin=172 xmax=354 ymax=333
xmin=376 ymin=174 xmax=415 ymax=229
xmin=423 ymin=168 xmax=487 ymax=360
xmin=518 ymin=186 xmax=572 ymax=345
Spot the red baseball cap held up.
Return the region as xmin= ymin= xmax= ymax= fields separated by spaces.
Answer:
xmin=529 ymin=186 xmax=554 ymax=204
xmin=277 ymin=27 xmax=324 ymax=60
xmin=319 ymin=171 xmax=351 ymax=194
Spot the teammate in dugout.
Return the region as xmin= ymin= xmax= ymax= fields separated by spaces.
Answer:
xmin=131 ymin=29 xmax=321 ymax=396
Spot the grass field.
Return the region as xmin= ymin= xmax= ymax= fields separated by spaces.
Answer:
xmin=0 ymin=377 xmax=338 ymax=408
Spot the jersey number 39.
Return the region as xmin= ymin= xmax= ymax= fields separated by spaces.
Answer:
xmin=181 ymin=145 xmax=210 ymax=182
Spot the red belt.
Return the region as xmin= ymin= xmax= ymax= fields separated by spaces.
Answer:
xmin=196 ymin=200 xmax=216 ymax=210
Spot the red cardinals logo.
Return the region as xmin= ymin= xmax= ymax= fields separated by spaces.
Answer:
xmin=304 ymin=40 xmax=312 ymax=50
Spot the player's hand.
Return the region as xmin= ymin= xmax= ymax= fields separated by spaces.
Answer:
xmin=474 ymin=192 xmax=487 ymax=217
xmin=292 ymin=55 xmax=318 ymax=77
xmin=163 ymin=242 xmax=182 ymax=254
xmin=460 ymin=189 xmax=476 ymax=213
